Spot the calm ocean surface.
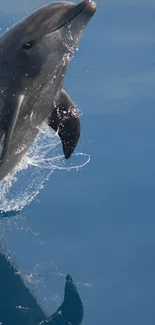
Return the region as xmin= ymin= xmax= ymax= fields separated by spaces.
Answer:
xmin=0 ymin=0 xmax=155 ymax=324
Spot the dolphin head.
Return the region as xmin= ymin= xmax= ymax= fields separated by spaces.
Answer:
xmin=0 ymin=0 xmax=96 ymax=180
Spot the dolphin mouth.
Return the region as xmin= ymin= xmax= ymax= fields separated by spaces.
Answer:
xmin=63 ymin=0 xmax=97 ymax=23
xmin=48 ymin=0 xmax=96 ymax=34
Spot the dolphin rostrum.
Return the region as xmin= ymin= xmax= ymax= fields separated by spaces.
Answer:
xmin=0 ymin=0 xmax=96 ymax=181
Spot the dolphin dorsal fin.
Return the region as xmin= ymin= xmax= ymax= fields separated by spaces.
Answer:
xmin=49 ymin=274 xmax=84 ymax=325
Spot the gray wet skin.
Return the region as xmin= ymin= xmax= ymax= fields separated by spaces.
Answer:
xmin=0 ymin=0 xmax=96 ymax=181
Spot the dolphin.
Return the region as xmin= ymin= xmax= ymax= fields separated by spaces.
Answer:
xmin=0 ymin=0 xmax=96 ymax=181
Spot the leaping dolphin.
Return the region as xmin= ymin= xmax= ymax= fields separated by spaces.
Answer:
xmin=0 ymin=0 xmax=96 ymax=181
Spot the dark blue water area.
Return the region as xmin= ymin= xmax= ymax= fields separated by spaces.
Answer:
xmin=1 ymin=113 xmax=155 ymax=324
xmin=0 ymin=0 xmax=155 ymax=325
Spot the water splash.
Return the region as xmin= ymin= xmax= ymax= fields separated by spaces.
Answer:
xmin=0 ymin=122 xmax=90 ymax=213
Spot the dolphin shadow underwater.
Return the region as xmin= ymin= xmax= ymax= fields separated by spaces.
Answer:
xmin=0 ymin=0 xmax=96 ymax=181
xmin=0 ymin=253 xmax=84 ymax=325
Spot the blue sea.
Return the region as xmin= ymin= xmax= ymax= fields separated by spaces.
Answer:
xmin=0 ymin=0 xmax=155 ymax=324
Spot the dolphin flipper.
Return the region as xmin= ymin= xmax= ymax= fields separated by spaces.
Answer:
xmin=48 ymin=274 xmax=84 ymax=325
xmin=47 ymin=89 xmax=80 ymax=159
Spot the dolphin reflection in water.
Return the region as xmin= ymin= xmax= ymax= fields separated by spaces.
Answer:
xmin=0 ymin=252 xmax=84 ymax=325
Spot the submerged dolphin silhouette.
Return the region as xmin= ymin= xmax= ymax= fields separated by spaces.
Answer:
xmin=0 ymin=253 xmax=84 ymax=325
xmin=0 ymin=0 xmax=96 ymax=181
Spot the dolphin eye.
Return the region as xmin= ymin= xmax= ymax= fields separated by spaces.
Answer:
xmin=22 ymin=41 xmax=35 ymax=50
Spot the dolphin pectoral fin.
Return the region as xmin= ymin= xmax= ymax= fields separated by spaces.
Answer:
xmin=47 ymin=89 xmax=80 ymax=159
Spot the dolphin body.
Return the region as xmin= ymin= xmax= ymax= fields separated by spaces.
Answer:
xmin=0 ymin=0 xmax=96 ymax=181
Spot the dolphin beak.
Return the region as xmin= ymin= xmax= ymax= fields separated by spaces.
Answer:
xmin=65 ymin=0 xmax=97 ymax=22
xmin=45 ymin=0 xmax=96 ymax=34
